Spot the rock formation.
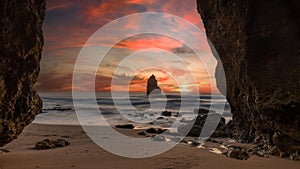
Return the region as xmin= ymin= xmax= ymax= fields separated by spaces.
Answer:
xmin=197 ymin=0 xmax=300 ymax=156
xmin=178 ymin=109 xmax=226 ymax=137
xmin=35 ymin=138 xmax=70 ymax=150
xmin=0 ymin=0 xmax=46 ymax=146
xmin=146 ymin=74 xmax=161 ymax=95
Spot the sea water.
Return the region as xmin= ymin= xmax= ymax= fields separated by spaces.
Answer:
xmin=33 ymin=92 xmax=232 ymax=128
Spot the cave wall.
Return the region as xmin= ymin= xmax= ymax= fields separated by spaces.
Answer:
xmin=197 ymin=0 xmax=300 ymax=153
xmin=0 ymin=0 xmax=46 ymax=146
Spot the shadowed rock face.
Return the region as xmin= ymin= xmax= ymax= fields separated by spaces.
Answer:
xmin=146 ymin=74 xmax=161 ymax=95
xmin=197 ymin=0 xmax=300 ymax=154
xmin=0 ymin=0 xmax=46 ymax=146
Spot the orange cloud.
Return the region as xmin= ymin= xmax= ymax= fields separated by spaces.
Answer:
xmin=115 ymin=36 xmax=183 ymax=51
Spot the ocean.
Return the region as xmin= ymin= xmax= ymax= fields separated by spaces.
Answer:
xmin=34 ymin=92 xmax=232 ymax=129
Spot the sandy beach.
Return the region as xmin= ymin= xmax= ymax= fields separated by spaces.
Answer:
xmin=0 ymin=123 xmax=299 ymax=169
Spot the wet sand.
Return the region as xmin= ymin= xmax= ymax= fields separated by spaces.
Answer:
xmin=0 ymin=124 xmax=299 ymax=169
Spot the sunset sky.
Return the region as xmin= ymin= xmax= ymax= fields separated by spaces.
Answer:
xmin=36 ymin=0 xmax=219 ymax=94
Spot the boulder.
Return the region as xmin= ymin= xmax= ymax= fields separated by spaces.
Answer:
xmin=161 ymin=111 xmax=172 ymax=116
xmin=145 ymin=128 xmax=166 ymax=134
xmin=157 ymin=117 xmax=165 ymax=120
xmin=115 ymin=124 xmax=135 ymax=129
xmin=35 ymin=138 xmax=70 ymax=150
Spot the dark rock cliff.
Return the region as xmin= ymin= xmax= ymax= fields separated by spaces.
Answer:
xmin=146 ymin=74 xmax=161 ymax=95
xmin=197 ymin=0 xmax=300 ymax=155
xmin=0 ymin=0 xmax=46 ymax=146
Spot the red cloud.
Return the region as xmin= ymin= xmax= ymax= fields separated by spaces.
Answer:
xmin=115 ymin=36 xmax=183 ymax=51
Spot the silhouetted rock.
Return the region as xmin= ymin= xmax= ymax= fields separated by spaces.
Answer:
xmin=145 ymin=128 xmax=166 ymax=134
xmin=0 ymin=0 xmax=46 ymax=146
xmin=156 ymin=117 xmax=165 ymax=120
xmin=146 ymin=74 xmax=161 ymax=95
xmin=115 ymin=124 xmax=134 ymax=129
xmin=194 ymin=108 xmax=209 ymax=115
xmin=197 ymin=0 xmax=300 ymax=156
xmin=161 ymin=111 xmax=172 ymax=116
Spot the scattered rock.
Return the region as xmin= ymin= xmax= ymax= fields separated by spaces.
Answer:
xmin=223 ymin=146 xmax=250 ymax=160
xmin=145 ymin=128 xmax=157 ymax=134
xmin=35 ymin=139 xmax=70 ymax=150
xmin=115 ymin=124 xmax=134 ymax=129
xmin=161 ymin=111 xmax=172 ymax=116
xmin=145 ymin=128 xmax=166 ymax=134
xmin=55 ymin=139 xmax=70 ymax=147
xmin=157 ymin=117 xmax=165 ymax=120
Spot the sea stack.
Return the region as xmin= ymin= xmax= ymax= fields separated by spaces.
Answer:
xmin=146 ymin=74 xmax=161 ymax=95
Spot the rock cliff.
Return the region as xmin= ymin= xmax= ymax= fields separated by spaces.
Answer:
xmin=0 ymin=0 xmax=46 ymax=146
xmin=146 ymin=74 xmax=161 ymax=95
xmin=197 ymin=0 xmax=300 ymax=155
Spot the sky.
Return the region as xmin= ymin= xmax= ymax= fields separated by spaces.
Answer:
xmin=36 ymin=0 xmax=219 ymax=94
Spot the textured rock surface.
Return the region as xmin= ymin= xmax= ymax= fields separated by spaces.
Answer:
xmin=35 ymin=138 xmax=70 ymax=150
xmin=197 ymin=0 xmax=300 ymax=154
xmin=178 ymin=109 xmax=226 ymax=137
xmin=146 ymin=74 xmax=161 ymax=95
xmin=0 ymin=0 xmax=46 ymax=146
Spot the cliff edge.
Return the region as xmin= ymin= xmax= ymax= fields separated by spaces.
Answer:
xmin=197 ymin=0 xmax=300 ymax=155
xmin=0 ymin=0 xmax=46 ymax=146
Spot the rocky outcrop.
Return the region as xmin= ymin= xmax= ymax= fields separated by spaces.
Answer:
xmin=178 ymin=109 xmax=226 ymax=137
xmin=0 ymin=0 xmax=46 ymax=146
xmin=197 ymin=0 xmax=300 ymax=156
xmin=146 ymin=74 xmax=161 ymax=95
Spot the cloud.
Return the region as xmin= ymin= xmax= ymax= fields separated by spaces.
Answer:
xmin=39 ymin=0 xmax=217 ymax=93
xmin=115 ymin=34 xmax=183 ymax=51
